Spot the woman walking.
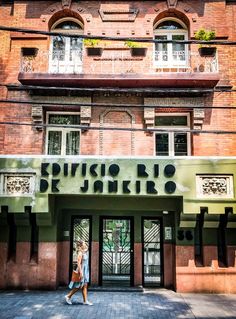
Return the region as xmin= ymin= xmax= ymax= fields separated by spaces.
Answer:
xmin=65 ymin=240 xmax=93 ymax=306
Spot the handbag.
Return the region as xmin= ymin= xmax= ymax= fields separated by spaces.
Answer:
xmin=71 ymin=270 xmax=82 ymax=282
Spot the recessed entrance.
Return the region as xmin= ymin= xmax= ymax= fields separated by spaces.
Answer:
xmin=142 ymin=218 xmax=162 ymax=287
xmin=100 ymin=217 xmax=134 ymax=286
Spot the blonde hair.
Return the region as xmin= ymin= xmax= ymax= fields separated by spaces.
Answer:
xmin=76 ymin=240 xmax=87 ymax=253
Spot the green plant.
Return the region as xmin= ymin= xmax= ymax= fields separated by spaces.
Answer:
xmin=124 ymin=40 xmax=144 ymax=48
xmin=194 ymin=28 xmax=216 ymax=46
xmin=83 ymin=38 xmax=101 ymax=47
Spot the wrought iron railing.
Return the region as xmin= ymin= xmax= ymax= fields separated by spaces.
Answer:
xmin=20 ymin=49 xmax=218 ymax=74
xmin=154 ymin=50 xmax=218 ymax=72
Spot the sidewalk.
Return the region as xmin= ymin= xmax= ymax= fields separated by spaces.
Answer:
xmin=0 ymin=288 xmax=236 ymax=319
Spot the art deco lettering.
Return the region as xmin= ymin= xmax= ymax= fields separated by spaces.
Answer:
xmin=40 ymin=162 xmax=176 ymax=195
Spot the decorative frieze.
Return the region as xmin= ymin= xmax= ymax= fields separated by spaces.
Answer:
xmin=196 ymin=175 xmax=234 ymax=199
xmin=0 ymin=174 xmax=35 ymax=195
xmin=145 ymin=97 xmax=204 ymax=108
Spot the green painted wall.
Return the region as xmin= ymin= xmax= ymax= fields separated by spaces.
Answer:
xmin=0 ymin=157 xmax=236 ymax=245
xmin=0 ymin=156 xmax=236 ymax=214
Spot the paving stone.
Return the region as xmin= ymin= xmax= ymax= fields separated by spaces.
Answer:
xmin=0 ymin=289 xmax=236 ymax=319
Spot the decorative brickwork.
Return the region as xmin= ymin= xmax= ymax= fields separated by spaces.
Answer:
xmin=99 ymin=9 xmax=139 ymax=22
xmin=99 ymin=108 xmax=135 ymax=155
xmin=80 ymin=97 xmax=92 ymax=129
xmin=144 ymin=107 xmax=155 ymax=130
xmin=31 ymin=105 xmax=43 ymax=131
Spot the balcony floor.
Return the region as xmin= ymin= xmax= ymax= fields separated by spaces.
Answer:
xmin=18 ymin=72 xmax=220 ymax=88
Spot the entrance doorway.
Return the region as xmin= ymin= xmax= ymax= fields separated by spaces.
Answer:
xmin=142 ymin=218 xmax=162 ymax=286
xmin=100 ymin=217 xmax=134 ymax=286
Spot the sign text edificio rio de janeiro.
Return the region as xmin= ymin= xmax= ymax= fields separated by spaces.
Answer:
xmin=39 ymin=162 xmax=177 ymax=195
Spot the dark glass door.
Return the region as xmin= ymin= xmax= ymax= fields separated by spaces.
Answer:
xmin=142 ymin=218 xmax=162 ymax=286
xmin=101 ymin=218 xmax=133 ymax=286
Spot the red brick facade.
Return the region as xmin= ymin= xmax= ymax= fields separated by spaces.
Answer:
xmin=0 ymin=0 xmax=236 ymax=156
xmin=0 ymin=0 xmax=236 ymax=293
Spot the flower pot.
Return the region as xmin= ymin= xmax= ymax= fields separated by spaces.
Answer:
xmin=86 ymin=47 xmax=103 ymax=56
xmin=130 ymin=47 xmax=147 ymax=57
xmin=198 ymin=47 xmax=216 ymax=57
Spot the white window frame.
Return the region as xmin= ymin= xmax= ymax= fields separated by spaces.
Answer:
xmin=45 ymin=112 xmax=81 ymax=156
xmin=153 ymin=18 xmax=189 ymax=69
xmin=49 ymin=18 xmax=84 ymax=74
xmin=154 ymin=113 xmax=191 ymax=156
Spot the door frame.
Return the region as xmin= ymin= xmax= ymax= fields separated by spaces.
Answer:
xmin=99 ymin=216 xmax=134 ymax=286
xmin=69 ymin=215 xmax=92 ymax=284
xmin=141 ymin=217 xmax=164 ymax=287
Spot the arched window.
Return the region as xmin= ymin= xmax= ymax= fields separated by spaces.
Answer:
xmin=154 ymin=19 xmax=188 ymax=68
xmin=49 ymin=19 xmax=83 ymax=73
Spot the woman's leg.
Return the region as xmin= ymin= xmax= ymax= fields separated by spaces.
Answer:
xmin=67 ymin=288 xmax=80 ymax=299
xmin=81 ymin=284 xmax=88 ymax=302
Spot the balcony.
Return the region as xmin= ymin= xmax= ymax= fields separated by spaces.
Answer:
xmin=18 ymin=48 xmax=220 ymax=88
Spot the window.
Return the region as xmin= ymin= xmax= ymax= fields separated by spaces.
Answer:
xmin=49 ymin=19 xmax=83 ymax=73
xmin=46 ymin=113 xmax=80 ymax=155
xmin=155 ymin=114 xmax=191 ymax=156
xmin=154 ymin=19 xmax=188 ymax=68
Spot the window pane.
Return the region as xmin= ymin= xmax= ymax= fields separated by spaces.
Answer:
xmin=155 ymin=36 xmax=168 ymax=61
xmin=156 ymin=134 xmax=169 ymax=156
xmin=55 ymin=21 xmax=82 ymax=30
xmin=155 ymin=116 xmax=187 ymax=126
xmin=172 ymin=35 xmax=186 ymax=61
xmin=48 ymin=114 xmax=80 ymax=125
xmin=66 ymin=131 xmax=80 ymax=155
xmin=70 ymin=38 xmax=83 ymax=62
xmin=156 ymin=21 xmax=184 ymax=30
xmin=52 ymin=36 xmax=65 ymax=61
xmin=174 ymin=133 xmax=188 ymax=156
xmin=47 ymin=131 xmax=62 ymax=155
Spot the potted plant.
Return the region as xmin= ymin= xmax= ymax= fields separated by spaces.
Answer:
xmin=84 ymin=38 xmax=103 ymax=56
xmin=124 ymin=40 xmax=147 ymax=57
xmin=194 ymin=28 xmax=216 ymax=56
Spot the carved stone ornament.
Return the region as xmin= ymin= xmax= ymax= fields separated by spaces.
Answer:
xmin=1 ymin=174 xmax=35 ymax=195
xmin=167 ymin=0 xmax=178 ymax=8
xmin=61 ymin=0 xmax=72 ymax=9
xmin=196 ymin=175 xmax=234 ymax=199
